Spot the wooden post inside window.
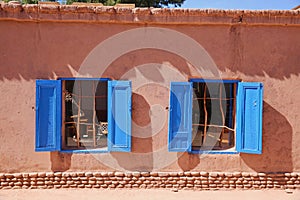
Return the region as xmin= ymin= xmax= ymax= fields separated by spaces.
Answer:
xmin=76 ymin=81 xmax=81 ymax=148
xmin=203 ymin=84 xmax=207 ymax=143
xmin=92 ymin=81 xmax=96 ymax=147
xmin=219 ymin=84 xmax=225 ymax=147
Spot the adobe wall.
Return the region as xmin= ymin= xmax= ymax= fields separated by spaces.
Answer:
xmin=0 ymin=3 xmax=299 ymax=179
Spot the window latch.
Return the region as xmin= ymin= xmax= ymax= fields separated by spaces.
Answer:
xmin=253 ymin=100 xmax=257 ymax=107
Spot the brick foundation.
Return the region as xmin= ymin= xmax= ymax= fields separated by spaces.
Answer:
xmin=0 ymin=172 xmax=299 ymax=190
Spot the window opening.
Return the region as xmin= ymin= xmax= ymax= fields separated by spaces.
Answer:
xmin=192 ymin=82 xmax=236 ymax=150
xmin=63 ymin=80 xmax=108 ymax=150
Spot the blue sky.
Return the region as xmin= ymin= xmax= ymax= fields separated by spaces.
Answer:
xmin=181 ymin=0 xmax=300 ymax=10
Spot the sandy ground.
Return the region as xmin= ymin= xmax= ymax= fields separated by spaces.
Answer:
xmin=0 ymin=189 xmax=299 ymax=200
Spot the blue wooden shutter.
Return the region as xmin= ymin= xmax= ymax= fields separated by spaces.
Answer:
xmin=168 ymin=82 xmax=192 ymax=152
xmin=35 ymin=80 xmax=62 ymax=152
xmin=108 ymin=81 xmax=132 ymax=152
xmin=236 ymin=82 xmax=263 ymax=154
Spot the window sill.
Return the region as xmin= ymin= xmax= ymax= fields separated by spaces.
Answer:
xmin=189 ymin=150 xmax=238 ymax=154
xmin=60 ymin=149 xmax=108 ymax=154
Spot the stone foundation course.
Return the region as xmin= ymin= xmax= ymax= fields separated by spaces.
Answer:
xmin=0 ymin=172 xmax=299 ymax=190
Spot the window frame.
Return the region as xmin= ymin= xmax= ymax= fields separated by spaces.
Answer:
xmin=189 ymin=79 xmax=240 ymax=154
xmin=168 ymin=78 xmax=263 ymax=154
xmin=35 ymin=77 xmax=132 ymax=153
xmin=60 ymin=77 xmax=110 ymax=153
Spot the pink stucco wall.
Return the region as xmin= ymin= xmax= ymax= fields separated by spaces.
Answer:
xmin=0 ymin=3 xmax=299 ymax=173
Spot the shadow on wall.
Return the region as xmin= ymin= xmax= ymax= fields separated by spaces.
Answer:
xmin=49 ymin=92 xmax=154 ymax=172
xmin=103 ymin=49 xmax=192 ymax=80
xmin=177 ymin=152 xmax=200 ymax=171
xmin=48 ymin=99 xmax=293 ymax=173
xmin=0 ymin=23 xmax=300 ymax=81
xmin=50 ymin=152 xmax=72 ymax=172
xmin=240 ymin=101 xmax=293 ymax=172
xmin=4 ymin=24 xmax=296 ymax=172
xmin=174 ymin=101 xmax=293 ymax=172
xmin=109 ymin=92 xmax=154 ymax=171
xmin=216 ymin=25 xmax=300 ymax=80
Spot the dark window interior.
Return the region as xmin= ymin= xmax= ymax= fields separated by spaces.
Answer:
xmin=63 ymin=80 xmax=108 ymax=150
xmin=192 ymin=82 xmax=236 ymax=151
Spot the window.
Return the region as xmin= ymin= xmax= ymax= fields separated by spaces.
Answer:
xmin=191 ymin=81 xmax=236 ymax=151
xmin=168 ymin=79 xmax=263 ymax=154
xmin=63 ymin=80 xmax=108 ymax=150
xmin=35 ymin=78 xmax=132 ymax=152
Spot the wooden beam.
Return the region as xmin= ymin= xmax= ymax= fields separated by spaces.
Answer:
xmin=76 ymin=81 xmax=81 ymax=148
xmin=192 ymin=124 xmax=235 ymax=132
xmin=203 ymin=85 xmax=207 ymax=144
xmin=219 ymin=84 xmax=225 ymax=147
xmin=93 ymin=81 xmax=96 ymax=147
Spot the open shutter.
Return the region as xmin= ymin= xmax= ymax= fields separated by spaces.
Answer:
xmin=35 ymin=80 xmax=62 ymax=152
xmin=236 ymin=82 xmax=263 ymax=154
xmin=108 ymin=81 xmax=131 ymax=152
xmin=168 ymin=82 xmax=192 ymax=152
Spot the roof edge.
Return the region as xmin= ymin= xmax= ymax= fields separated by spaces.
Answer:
xmin=0 ymin=3 xmax=299 ymax=25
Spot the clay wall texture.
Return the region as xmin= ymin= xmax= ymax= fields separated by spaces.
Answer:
xmin=0 ymin=3 xmax=299 ymax=177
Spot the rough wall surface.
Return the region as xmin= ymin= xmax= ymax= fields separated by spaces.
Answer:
xmin=0 ymin=172 xmax=300 ymax=190
xmin=0 ymin=3 xmax=299 ymax=25
xmin=0 ymin=3 xmax=300 ymax=181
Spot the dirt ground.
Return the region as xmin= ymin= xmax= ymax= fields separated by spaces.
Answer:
xmin=0 ymin=189 xmax=299 ymax=200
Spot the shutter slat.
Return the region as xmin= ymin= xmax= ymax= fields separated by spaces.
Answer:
xmin=108 ymin=81 xmax=131 ymax=152
xmin=236 ymin=82 xmax=263 ymax=154
xmin=168 ymin=82 xmax=192 ymax=152
xmin=35 ymin=80 xmax=61 ymax=152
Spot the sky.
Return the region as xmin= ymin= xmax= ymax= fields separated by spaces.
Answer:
xmin=180 ymin=0 xmax=300 ymax=10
